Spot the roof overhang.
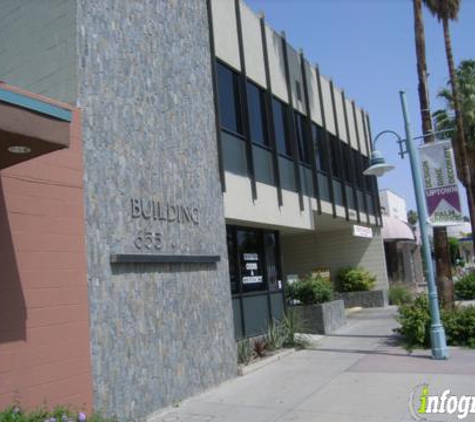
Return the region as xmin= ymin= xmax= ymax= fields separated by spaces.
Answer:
xmin=0 ymin=83 xmax=73 ymax=169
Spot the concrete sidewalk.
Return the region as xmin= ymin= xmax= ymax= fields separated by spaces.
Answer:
xmin=151 ymin=307 xmax=475 ymax=422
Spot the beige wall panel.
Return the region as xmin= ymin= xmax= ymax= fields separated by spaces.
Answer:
xmin=355 ymin=107 xmax=368 ymax=156
xmin=348 ymin=209 xmax=358 ymax=221
xmin=212 ymin=0 xmax=241 ymax=70
xmin=287 ymin=45 xmax=305 ymax=114
xmin=265 ymin=26 xmax=288 ymax=102
xmin=240 ymin=2 xmax=266 ymax=87
xmin=319 ymin=76 xmax=336 ymax=136
xmin=365 ymin=113 xmax=374 ymax=151
xmin=321 ymin=200 xmax=333 ymax=215
xmin=333 ymin=86 xmax=348 ymax=143
xmin=346 ymin=98 xmax=359 ymax=150
xmin=281 ymin=228 xmax=389 ymax=290
xmin=336 ymin=205 xmax=346 ymax=218
xmin=306 ymin=63 xmax=322 ymax=126
xmin=223 ymin=173 xmax=315 ymax=230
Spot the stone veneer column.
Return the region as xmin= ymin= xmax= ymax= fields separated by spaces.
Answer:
xmin=77 ymin=1 xmax=237 ymax=419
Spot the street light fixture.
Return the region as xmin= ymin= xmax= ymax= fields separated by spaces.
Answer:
xmin=365 ymin=90 xmax=449 ymax=360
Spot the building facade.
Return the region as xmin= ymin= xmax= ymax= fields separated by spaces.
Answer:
xmin=379 ymin=189 xmax=408 ymax=223
xmin=0 ymin=0 xmax=388 ymax=420
xmin=379 ymin=190 xmax=423 ymax=287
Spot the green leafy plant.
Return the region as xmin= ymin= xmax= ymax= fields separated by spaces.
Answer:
xmin=455 ymin=271 xmax=475 ymax=300
xmin=281 ymin=311 xmax=310 ymax=348
xmin=237 ymin=339 xmax=252 ymax=365
xmin=288 ymin=274 xmax=333 ymax=305
xmin=443 ymin=306 xmax=475 ymax=348
xmin=388 ymin=284 xmax=413 ymax=306
xmin=395 ymin=295 xmax=431 ymax=349
xmin=337 ymin=267 xmax=376 ymax=292
xmin=0 ymin=406 xmax=115 ymax=422
xmin=266 ymin=319 xmax=287 ymax=351
xmin=396 ymin=295 xmax=475 ymax=349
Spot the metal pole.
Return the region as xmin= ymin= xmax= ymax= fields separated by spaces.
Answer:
xmin=399 ymin=90 xmax=448 ymax=360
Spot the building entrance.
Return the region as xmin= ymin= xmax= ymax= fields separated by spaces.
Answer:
xmin=226 ymin=225 xmax=285 ymax=339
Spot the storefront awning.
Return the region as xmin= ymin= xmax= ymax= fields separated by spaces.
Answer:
xmin=0 ymin=83 xmax=73 ymax=169
xmin=382 ymin=215 xmax=415 ymax=241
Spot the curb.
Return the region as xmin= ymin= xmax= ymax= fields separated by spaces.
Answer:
xmin=238 ymin=348 xmax=297 ymax=376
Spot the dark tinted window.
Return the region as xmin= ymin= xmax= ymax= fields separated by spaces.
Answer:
xmin=237 ymin=229 xmax=266 ymax=293
xmin=247 ymin=82 xmax=268 ymax=146
xmin=217 ymin=62 xmax=242 ymax=134
xmin=295 ymin=112 xmax=310 ymax=164
xmin=330 ymin=136 xmax=341 ymax=179
xmin=353 ymin=150 xmax=364 ymax=189
xmin=227 ymin=229 xmax=239 ymax=294
xmin=342 ymin=144 xmax=352 ymax=183
xmin=272 ymin=98 xmax=292 ymax=156
xmin=312 ymin=124 xmax=328 ymax=173
xmin=363 ymin=156 xmax=374 ymax=192
xmin=265 ymin=232 xmax=281 ymax=292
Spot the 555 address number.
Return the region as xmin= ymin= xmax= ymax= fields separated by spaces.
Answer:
xmin=134 ymin=231 xmax=162 ymax=250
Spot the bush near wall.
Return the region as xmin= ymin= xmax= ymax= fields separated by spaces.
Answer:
xmin=0 ymin=407 xmax=114 ymax=422
xmin=287 ymin=274 xmax=333 ymax=305
xmin=388 ymin=284 xmax=414 ymax=306
xmin=336 ymin=267 xmax=376 ymax=292
xmin=396 ymin=295 xmax=475 ymax=349
xmin=455 ymin=271 xmax=475 ymax=300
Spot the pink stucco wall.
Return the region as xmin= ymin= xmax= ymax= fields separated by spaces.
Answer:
xmin=0 ymin=109 xmax=93 ymax=412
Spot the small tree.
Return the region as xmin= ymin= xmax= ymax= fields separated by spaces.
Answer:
xmin=407 ymin=210 xmax=419 ymax=226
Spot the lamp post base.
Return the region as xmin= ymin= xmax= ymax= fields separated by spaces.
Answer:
xmin=430 ymin=324 xmax=449 ymax=360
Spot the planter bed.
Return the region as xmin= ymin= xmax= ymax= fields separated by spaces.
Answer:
xmin=335 ymin=289 xmax=388 ymax=308
xmin=290 ymin=299 xmax=346 ymax=334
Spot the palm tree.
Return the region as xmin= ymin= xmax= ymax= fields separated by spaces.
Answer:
xmin=434 ymin=59 xmax=475 ymax=245
xmin=424 ymin=1 xmax=475 ymax=283
xmin=412 ymin=0 xmax=453 ymax=308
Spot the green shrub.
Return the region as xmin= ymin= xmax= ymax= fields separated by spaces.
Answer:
xmin=237 ymin=339 xmax=252 ymax=365
xmin=281 ymin=311 xmax=309 ymax=348
xmin=337 ymin=267 xmax=376 ymax=292
xmin=396 ymin=295 xmax=431 ymax=348
xmin=455 ymin=271 xmax=475 ymax=300
xmin=266 ymin=319 xmax=287 ymax=351
xmin=0 ymin=406 xmax=114 ymax=422
xmin=289 ymin=274 xmax=333 ymax=305
xmin=396 ymin=295 xmax=475 ymax=349
xmin=443 ymin=306 xmax=475 ymax=348
xmin=388 ymin=284 xmax=413 ymax=306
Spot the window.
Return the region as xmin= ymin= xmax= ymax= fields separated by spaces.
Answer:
xmin=353 ymin=150 xmax=364 ymax=189
xmin=226 ymin=226 xmax=282 ymax=295
xmin=330 ymin=136 xmax=341 ymax=179
xmin=363 ymin=156 xmax=374 ymax=192
xmin=295 ymin=112 xmax=310 ymax=164
xmin=247 ymin=81 xmax=269 ymax=146
xmin=312 ymin=124 xmax=328 ymax=173
xmin=342 ymin=144 xmax=352 ymax=183
xmin=217 ymin=62 xmax=242 ymax=134
xmin=272 ymin=98 xmax=292 ymax=156
xmin=237 ymin=229 xmax=266 ymax=293
xmin=295 ymin=80 xmax=302 ymax=102
xmin=265 ymin=232 xmax=280 ymax=292
xmin=227 ymin=230 xmax=239 ymax=294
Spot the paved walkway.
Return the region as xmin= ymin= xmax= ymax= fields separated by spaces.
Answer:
xmin=151 ymin=307 xmax=475 ymax=422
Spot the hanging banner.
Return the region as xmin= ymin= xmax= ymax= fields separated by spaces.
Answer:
xmin=419 ymin=140 xmax=463 ymax=226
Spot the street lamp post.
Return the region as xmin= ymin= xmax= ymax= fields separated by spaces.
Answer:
xmin=364 ymin=90 xmax=448 ymax=360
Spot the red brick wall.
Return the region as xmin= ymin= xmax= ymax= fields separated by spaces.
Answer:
xmin=0 ymin=110 xmax=93 ymax=412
